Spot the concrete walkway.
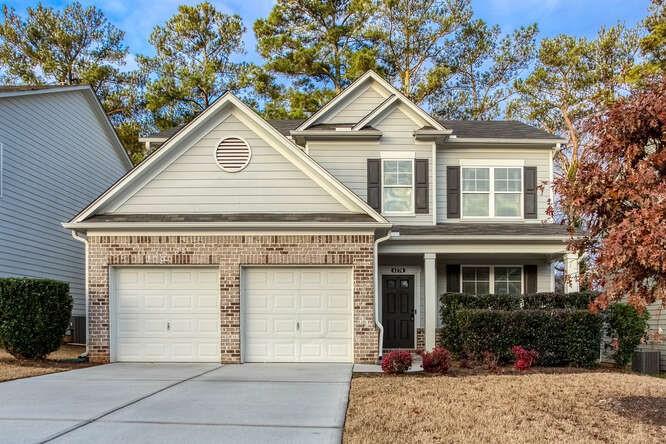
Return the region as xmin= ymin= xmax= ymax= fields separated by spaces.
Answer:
xmin=0 ymin=363 xmax=352 ymax=444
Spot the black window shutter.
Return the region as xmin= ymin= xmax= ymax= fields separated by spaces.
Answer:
xmin=446 ymin=166 xmax=460 ymax=218
xmin=415 ymin=159 xmax=429 ymax=214
xmin=524 ymin=264 xmax=538 ymax=294
xmin=524 ymin=166 xmax=538 ymax=219
xmin=446 ymin=264 xmax=461 ymax=293
xmin=367 ymin=159 xmax=381 ymax=211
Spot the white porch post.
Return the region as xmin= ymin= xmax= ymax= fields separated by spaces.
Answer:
xmin=564 ymin=253 xmax=580 ymax=293
xmin=424 ymin=253 xmax=437 ymax=351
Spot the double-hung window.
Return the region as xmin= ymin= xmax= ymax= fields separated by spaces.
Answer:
xmin=461 ymin=265 xmax=523 ymax=295
xmin=461 ymin=166 xmax=522 ymax=218
xmin=382 ymin=159 xmax=414 ymax=213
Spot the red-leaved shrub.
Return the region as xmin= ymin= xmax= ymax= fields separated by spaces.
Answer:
xmin=381 ymin=350 xmax=412 ymax=374
xmin=512 ymin=345 xmax=539 ymax=371
xmin=419 ymin=347 xmax=451 ymax=373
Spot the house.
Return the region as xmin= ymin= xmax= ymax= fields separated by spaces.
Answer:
xmin=0 ymin=85 xmax=133 ymax=343
xmin=64 ymin=71 xmax=576 ymax=364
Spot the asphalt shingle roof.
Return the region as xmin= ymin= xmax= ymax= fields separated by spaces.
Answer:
xmin=85 ymin=213 xmax=376 ymax=224
xmin=393 ymin=223 xmax=571 ymax=237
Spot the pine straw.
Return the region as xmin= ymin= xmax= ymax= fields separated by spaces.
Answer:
xmin=344 ymin=370 xmax=666 ymax=443
xmin=0 ymin=344 xmax=91 ymax=382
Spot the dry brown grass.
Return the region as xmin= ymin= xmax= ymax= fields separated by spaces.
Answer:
xmin=344 ymin=369 xmax=666 ymax=443
xmin=0 ymin=344 xmax=91 ymax=382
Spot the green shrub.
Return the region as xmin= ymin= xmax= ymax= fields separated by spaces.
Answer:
xmin=456 ymin=309 xmax=602 ymax=366
xmin=439 ymin=292 xmax=598 ymax=355
xmin=0 ymin=278 xmax=72 ymax=359
xmin=606 ymin=303 xmax=649 ymax=367
xmin=523 ymin=292 xmax=595 ymax=310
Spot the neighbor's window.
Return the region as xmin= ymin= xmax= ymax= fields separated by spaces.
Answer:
xmin=382 ymin=159 xmax=413 ymax=213
xmin=462 ymin=266 xmax=490 ymax=295
xmin=462 ymin=167 xmax=522 ymax=218
xmin=494 ymin=266 xmax=522 ymax=295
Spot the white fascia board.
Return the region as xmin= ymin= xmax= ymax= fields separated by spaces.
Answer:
xmin=446 ymin=137 xmax=565 ymax=145
xmin=289 ymin=130 xmax=382 ymax=138
xmin=351 ymin=94 xmax=398 ymax=130
xmin=379 ymin=242 xmax=568 ymax=255
xmin=63 ymin=221 xmax=391 ymax=230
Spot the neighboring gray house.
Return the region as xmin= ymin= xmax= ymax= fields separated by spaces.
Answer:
xmin=65 ymin=71 xmax=578 ymax=364
xmin=0 ymin=85 xmax=132 ymax=342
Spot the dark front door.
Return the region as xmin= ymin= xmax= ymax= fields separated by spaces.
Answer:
xmin=382 ymin=275 xmax=414 ymax=349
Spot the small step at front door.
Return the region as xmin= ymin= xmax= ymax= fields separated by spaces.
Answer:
xmin=382 ymin=275 xmax=414 ymax=349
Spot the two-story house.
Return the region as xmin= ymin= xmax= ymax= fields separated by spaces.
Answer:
xmin=64 ymin=71 xmax=577 ymax=364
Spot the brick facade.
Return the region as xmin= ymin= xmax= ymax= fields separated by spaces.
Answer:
xmin=87 ymin=233 xmax=379 ymax=364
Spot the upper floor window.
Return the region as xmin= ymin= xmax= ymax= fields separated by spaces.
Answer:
xmin=382 ymin=159 xmax=413 ymax=213
xmin=462 ymin=166 xmax=522 ymax=218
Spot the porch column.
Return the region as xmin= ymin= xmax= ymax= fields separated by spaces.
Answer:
xmin=424 ymin=253 xmax=437 ymax=351
xmin=563 ymin=253 xmax=580 ymax=293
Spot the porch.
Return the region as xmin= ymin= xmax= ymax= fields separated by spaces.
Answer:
xmin=377 ymin=227 xmax=578 ymax=352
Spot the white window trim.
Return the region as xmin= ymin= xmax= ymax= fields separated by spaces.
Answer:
xmin=460 ymin=265 xmax=524 ymax=295
xmin=381 ymin=155 xmax=415 ymax=216
xmin=460 ymin=165 xmax=524 ymax=220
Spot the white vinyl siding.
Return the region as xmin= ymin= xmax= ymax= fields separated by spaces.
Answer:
xmin=322 ymin=85 xmax=388 ymax=124
xmin=308 ymin=104 xmax=433 ymax=225
xmin=0 ymin=91 xmax=129 ymax=316
xmin=437 ymin=147 xmax=552 ymax=223
xmin=115 ymin=113 xmax=349 ymax=214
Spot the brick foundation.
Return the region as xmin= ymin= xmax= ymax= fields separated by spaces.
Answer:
xmin=415 ymin=327 xmax=444 ymax=351
xmin=87 ymin=233 xmax=379 ymax=364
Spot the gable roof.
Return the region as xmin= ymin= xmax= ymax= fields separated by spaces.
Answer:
xmin=67 ymin=92 xmax=388 ymax=227
xmin=294 ymin=70 xmax=450 ymax=133
xmin=0 ymin=84 xmax=133 ymax=169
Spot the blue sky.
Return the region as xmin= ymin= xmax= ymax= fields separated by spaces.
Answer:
xmin=3 ymin=0 xmax=652 ymax=70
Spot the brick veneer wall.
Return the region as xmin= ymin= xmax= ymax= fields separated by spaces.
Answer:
xmin=87 ymin=233 xmax=379 ymax=364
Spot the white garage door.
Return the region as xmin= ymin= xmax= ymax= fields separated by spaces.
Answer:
xmin=112 ymin=267 xmax=220 ymax=362
xmin=243 ymin=267 xmax=353 ymax=362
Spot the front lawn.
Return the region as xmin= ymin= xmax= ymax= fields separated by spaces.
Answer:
xmin=344 ymin=369 xmax=666 ymax=443
xmin=0 ymin=344 xmax=91 ymax=382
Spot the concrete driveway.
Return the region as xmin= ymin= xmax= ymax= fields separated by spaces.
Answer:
xmin=0 ymin=363 xmax=352 ymax=444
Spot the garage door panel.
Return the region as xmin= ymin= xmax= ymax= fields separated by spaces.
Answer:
xmin=244 ymin=267 xmax=353 ymax=363
xmin=113 ymin=267 xmax=220 ymax=362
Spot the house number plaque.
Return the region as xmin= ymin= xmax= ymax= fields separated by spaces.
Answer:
xmin=391 ymin=267 xmax=406 ymax=273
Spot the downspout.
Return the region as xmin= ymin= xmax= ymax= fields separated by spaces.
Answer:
xmin=70 ymin=230 xmax=89 ymax=357
xmin=374 ymin=230 xmax=392 ymax=360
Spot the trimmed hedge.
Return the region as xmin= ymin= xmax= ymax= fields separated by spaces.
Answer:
xmin=440 ymin=292 xmax=602 ymax=367
xmin=456 ymin=309 xmax=602 ymax=366
xmin=605 ymin=303 xmax=649 ymax=367
xmin=0 ymin=278 xmax=72 ymax=359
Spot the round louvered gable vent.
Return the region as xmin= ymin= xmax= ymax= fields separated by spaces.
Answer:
xmin=215 ymin=137 xmax=251 ymax=172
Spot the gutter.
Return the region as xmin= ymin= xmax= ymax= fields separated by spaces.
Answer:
xmin=389 ymin=234 xmax=569 ymax=242
xmin=63 ymin=221 xmax=392 ymax=230
xmin=374 ymin=230 xmax=392 ymax=361
xmin=70 ymin=230 xmax=89 ymax=357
